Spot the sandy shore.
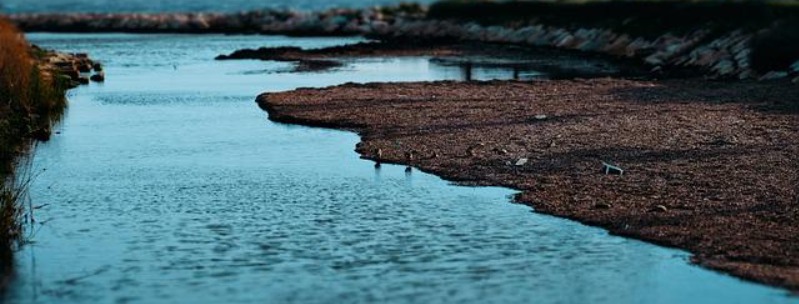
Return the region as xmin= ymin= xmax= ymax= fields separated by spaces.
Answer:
xmin=259 ymin=78 xmax=799 ymax=291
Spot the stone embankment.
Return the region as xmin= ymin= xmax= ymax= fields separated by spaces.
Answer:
xmin=8 ymin=5 xmax=798 ymax=81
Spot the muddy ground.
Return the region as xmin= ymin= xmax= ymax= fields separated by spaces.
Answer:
xmin=259 ymin=78 xmax=799 ymax=291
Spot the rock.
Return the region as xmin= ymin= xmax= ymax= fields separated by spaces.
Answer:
xmin=644 ymin=55 xmax=664 ymax=66
xmin=93 ymin=62 xmax=103 ymax=72
xmin=759 ymin=71 xmax=789 ymax=81
xmin=59 ymin=68 xmax=79 ymax=80
xmin=603 ymin=35 xmax=631 ymax=56
xmin=77 ymin=63 xmax=92 ymax=73
xmin=791 ymin=60 xmax=799 ymax=75
xmin=712 ymin=60 xmax=735 ymax=76
xmin=56 ymin=74 xmax=73 ymax=85
xmin=514 ymin=158 xmax=528 ymax=166
xmin=77 ymin=76 xmax=90 ymax=85
xmin=534 ymin=114 xmax=548 ymax=120
xmin=90 ymin=72 xmax=105 ymax=82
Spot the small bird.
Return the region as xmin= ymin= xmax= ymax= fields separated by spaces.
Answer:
xmin=374 ymin=148 xmax=383 ymax=169
xmin=405 ymin=151 xmax=414 ymax=162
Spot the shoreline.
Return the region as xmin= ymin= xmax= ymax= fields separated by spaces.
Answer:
xmin=0 ymin=19 xmax=98 ymax=291
xmin=258 ymin=78 xmax=799 ymax=291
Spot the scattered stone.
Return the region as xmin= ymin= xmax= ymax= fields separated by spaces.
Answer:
xmin=90 ymin=72 xmax=105 ymax=82
xmin=77 ymin=76 xmax=90 ymax=85
xmin=712 ymin=60 xmax=735 ymax=76
xmin=534 ymin=114 xmax=548 ymax=121
xmin=759 ymin=71 xmax=789 ymax=81
xmin=77 ymin=64 xmax=92 ymax=73
xmin=514 ymin=158 xmax=528 ymax=166
xmin=790 ymin=60 xmax=799 ymax=75
xmin=93 ymin=62 xmax=103 ymax=72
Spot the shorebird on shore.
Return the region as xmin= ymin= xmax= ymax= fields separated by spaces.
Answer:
xmin=374 ymin=148 xmax=383 ymax=169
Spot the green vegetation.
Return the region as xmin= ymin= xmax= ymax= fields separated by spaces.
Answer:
xmin=0 ymin=16 xmax=68 ymax=290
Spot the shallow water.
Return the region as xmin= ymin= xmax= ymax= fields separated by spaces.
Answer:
xmin=3 ymin=33 xmax=796 ymax=303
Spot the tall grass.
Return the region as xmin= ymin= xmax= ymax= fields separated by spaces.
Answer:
xmin=0 ymin=16 xmax=68 ymax=291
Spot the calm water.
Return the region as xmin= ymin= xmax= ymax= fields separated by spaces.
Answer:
xmin=1 ymin=0 xmax=435 ymax=13
xmin=1 ymin=33 xmax=795 ymax=303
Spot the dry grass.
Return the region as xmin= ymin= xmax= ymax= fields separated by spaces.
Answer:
xmin=0 ymin=17 xmax=67 ymax=290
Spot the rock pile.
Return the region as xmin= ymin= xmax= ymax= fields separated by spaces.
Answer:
xmin=381 ymin=21 xmax=796 ymax=81
xmin=33 ymin=45 xmax=103 ymax=88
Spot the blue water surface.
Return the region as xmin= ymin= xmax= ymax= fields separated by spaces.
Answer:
xmin=1 ymin=33 xmax=795 ymax=304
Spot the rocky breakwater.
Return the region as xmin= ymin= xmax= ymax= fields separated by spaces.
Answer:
xmin=7 ymin=3 xmax=426 ymax=36
xmin=34 ymin=46 xmax=104 ymax=88
xmin=378 ymin=21 xmax=799 ymax=82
